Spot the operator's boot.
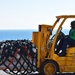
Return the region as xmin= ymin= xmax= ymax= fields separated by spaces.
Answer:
xmin=55 ymin=48 xmax=59 ymax=54
xmin=58 ymin=50 xmax=66 ymax=57
xmin=54 ymin=46 xmax=60 ymax=54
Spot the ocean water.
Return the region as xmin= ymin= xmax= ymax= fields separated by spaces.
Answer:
xmin=0 ymin=30 xmax=34 ymax=41
xmin=0 ymin=29 xmax=68 ymax=41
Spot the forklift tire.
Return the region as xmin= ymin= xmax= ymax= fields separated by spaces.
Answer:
xmin=40 ymin=60 xmax=59 ymax=75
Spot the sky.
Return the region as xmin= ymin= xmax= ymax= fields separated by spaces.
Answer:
xmin=0 ymin=0 xmax=75 ymax=30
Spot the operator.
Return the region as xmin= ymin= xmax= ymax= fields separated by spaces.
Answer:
xmin=56 ymin=20 xmax=75 ymax=56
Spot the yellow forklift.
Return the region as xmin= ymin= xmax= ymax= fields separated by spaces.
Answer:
xmin=0 ymin=15 xmax=75 ymax=75
xmin=32 ymin=15 xmax=75 ymax=75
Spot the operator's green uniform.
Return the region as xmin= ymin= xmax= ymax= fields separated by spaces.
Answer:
xmin=69 ymin=29 xmax=75 ymax=40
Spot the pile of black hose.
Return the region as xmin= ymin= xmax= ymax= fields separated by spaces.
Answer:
xmin=0 ymin=39 xmax=37 ymax=75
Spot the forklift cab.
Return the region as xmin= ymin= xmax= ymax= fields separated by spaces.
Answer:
xmin=53 ymin=16 xmax=75 ymax=57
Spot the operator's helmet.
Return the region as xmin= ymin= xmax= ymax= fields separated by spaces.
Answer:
xmin=71 ymin=20 xmax=75 ymax=28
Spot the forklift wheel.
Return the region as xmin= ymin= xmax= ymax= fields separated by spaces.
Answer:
xmin=40 ymin=60 xmax=59 ymax=75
